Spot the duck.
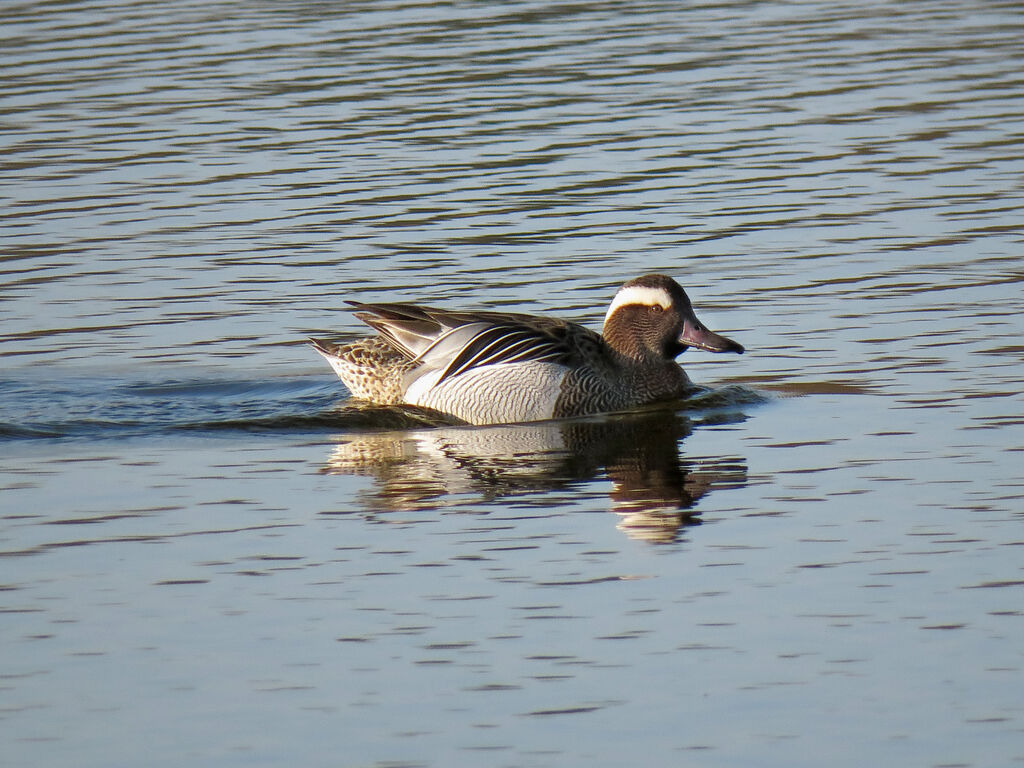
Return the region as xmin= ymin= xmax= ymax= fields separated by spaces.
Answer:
xmin=310 ymin=274 xmax=743 ymax=426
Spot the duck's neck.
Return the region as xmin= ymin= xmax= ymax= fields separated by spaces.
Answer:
xmin=601 ymin=339 xmax=691 ymax=402
xmin=602 ymin=324 xmax=660 ymax=365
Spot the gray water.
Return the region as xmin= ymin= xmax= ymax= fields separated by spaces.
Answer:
xmin=2 ymin=1 xmax=1023 ymax=766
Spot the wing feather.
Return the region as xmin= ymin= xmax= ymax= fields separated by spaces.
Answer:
xmin=347 ymin=301 xmax=596 ymax=390
xmin=436 ymin=325 xmax=568 ymax=384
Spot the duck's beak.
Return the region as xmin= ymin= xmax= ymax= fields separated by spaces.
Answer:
xmin=679 ymin=317 xmax=744 ymax=354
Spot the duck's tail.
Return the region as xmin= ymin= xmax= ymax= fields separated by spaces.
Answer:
xmin=309 ymin=337 xmax=411 ymax=405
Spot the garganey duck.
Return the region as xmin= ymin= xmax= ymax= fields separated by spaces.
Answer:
xmin=310 ymin=274 xmax=743 ymax=426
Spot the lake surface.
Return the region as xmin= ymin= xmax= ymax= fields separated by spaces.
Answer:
xmin=3 ymin=1 xmax=1023 ymax=766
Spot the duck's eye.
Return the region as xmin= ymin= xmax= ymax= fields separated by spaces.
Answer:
xmin=650 ymin=304 xmax=664 ymax=313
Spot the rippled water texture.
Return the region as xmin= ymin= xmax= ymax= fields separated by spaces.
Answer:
xmin=2 ymin=1 xmax=1023 ymax=767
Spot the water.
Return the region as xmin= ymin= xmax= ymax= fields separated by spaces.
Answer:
xmin=3 ymin=1 xmax=1023 ymax=766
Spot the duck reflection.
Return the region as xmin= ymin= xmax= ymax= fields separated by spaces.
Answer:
xmin=322 ymin=406 xmax=747 ymax=543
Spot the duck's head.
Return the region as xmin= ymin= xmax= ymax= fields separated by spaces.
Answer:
xmin=602 ymin=274 xmax=744 ymax=361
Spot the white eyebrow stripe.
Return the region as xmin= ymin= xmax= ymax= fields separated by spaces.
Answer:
xmin=603 ymin=285 xmax=672 ymax=327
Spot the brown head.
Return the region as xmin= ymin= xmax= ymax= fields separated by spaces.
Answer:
xmin=601 ymin=274 xmax=744 ymax=362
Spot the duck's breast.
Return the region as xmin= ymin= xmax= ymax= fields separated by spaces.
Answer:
xmin=404 ymin=361 xmax=569 ymax=426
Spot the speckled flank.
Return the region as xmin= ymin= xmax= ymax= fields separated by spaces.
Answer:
xmin=314 ymin=338 xmax=411 ymax=404
xmin=410 ymin=361 xmax=568 ymax=426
